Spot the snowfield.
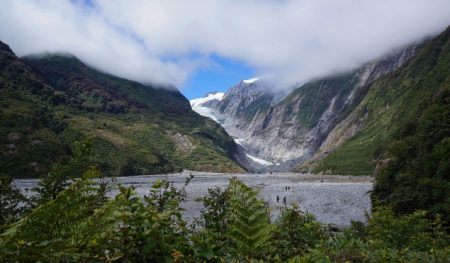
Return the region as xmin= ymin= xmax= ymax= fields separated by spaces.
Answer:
xmin=190 ymin=92 xmax=224 ymax=108
xmin=245 ymin=153 xmax=275 ymax=166
xmin=190 ymin=92 xmax=224 ymax=122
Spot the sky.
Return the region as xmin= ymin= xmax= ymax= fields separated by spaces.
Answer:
xmin=1 ymin=0 xmax=450 ymax=99
xmin=183 ymin=54 xmax=254 ymax=99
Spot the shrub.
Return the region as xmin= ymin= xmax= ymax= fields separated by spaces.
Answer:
xmin=272 ymin=204 xmax=327 ymax=259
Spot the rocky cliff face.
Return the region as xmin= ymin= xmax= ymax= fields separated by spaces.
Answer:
xmin=191 ymin=46 xmax=418 ymax=171
xmin=306 ymin=27 xmax=450 ymax=175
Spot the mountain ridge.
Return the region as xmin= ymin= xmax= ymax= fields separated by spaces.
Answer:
xmin=191 ymin=43 xmax=420 ymax=172
xmin=307 ymin=25 xmax=450 ymax=174
xmin=0 ymin=42 xmax=245 ymax=177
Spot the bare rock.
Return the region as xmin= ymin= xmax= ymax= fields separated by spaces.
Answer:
xmin=170 ymin=133 xmax=194 ymax=155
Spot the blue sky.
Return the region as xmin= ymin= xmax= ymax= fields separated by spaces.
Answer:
xmin=182 ymin=55 xmax=255 ymax=99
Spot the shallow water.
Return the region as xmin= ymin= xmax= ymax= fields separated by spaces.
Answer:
xmin=14 ymin=172 xmax=372 ymax=227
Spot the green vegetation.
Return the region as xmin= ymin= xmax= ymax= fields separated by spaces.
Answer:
xmin=0 ymin=138 xmax=448 ymax=261
xmin=308 ymin=26 xmax=450 ymax=239
xmin=314 ymin=26 xmax=450 ymax=175
xmin=282 ymin=73 xmax=357 ymax=130
xmin=372 ymin=87 xmax=450 ymax=225
xmin=0 ymin=44 xmax=243 ymax=178
xmin=240 ymin=94 xmax=273 ymax=122
xmin=1 ymin=25 xmax=449 ymax=262
xmin=0 ymin=166 xmax=448 ymax=262
xmin=312 ymin=128 xmax=385 ymax=175
xmin=226 ymin=178 xmax=273 ymax=258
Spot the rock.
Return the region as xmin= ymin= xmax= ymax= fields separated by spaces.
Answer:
xmin=170 ymin=133 xmax=194 ymax=155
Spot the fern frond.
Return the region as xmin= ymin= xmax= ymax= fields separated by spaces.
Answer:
xmin=226 ymin=178 xmax=273 ymax=258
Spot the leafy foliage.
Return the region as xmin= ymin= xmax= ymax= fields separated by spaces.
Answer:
xmin=190 ymin=186 xmax=232 ymax=261
xmin=81 ymin=181 xmax=192 ymax=262
xmin=1 ymin=172 xmax=449 ymax=262
xmin=367 ymin=206 xmax=444 ymax=250
xmin=31 ymin=138 xmax=94 ymax=205
xmin=0 ymin=44 xmax=243 ymax=178
xmin=0 ymin=171 xmax=192 ymax=262
xmin=373 ymin=87 xmax=450 ymax=225
xmin=272 ymin=204 xmax=326 ymax=259
xmin=226 ymin=178 xmax=273 ymax=259
xmin=315 ymin=206 xmax=450 ymax=263
xmin=4 ymin=168 xmax=105 ymax=243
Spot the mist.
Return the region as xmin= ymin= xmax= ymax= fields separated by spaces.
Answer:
xmin=1 ymin=0 xmax=449 ymax=90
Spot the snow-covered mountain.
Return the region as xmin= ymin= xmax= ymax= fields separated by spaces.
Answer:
xmin=189 ymin=82 xmax=279 ymax=169
xmin=190 ymin=46 xmax=418 ymax=172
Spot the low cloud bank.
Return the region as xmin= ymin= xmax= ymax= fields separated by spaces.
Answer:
xmin=1 ymin=0 xmax=449 ymax=89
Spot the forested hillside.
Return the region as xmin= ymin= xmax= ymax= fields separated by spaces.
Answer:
xmin=0 ymin=42 xmax=244 ymax=178
xmin=191 ymin=39 xmax=418 ymax=172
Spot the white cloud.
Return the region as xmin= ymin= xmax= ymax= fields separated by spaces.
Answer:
xmin=1 ymin=0 xmax=449 ymax=89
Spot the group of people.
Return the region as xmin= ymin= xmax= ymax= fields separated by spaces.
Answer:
xmin=276 ymin=195 xmax=287 ymax=205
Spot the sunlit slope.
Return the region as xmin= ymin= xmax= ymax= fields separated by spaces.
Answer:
xmin=310 ymin=26 xmax=450 ymax=175
xmin=0 ymin=42 xmax=244 ymax=178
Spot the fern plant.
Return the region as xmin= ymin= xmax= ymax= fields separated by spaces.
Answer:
xmin=0 ymin=167 xmax=108 ymax=262
xmin=81 ymin=179 xmax=192 ymax=262
xmin=2 ymin=167 xmax=105 ymax=243
xmin=226 ymin=177 xmax=273 ymax=259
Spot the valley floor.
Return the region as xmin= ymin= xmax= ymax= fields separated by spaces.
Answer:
xmin=15 ymin=171 xmax=373 ymax=227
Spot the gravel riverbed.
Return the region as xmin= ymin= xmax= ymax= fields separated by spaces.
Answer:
xmin=14 ymin=171 xmax=373 ymax=227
